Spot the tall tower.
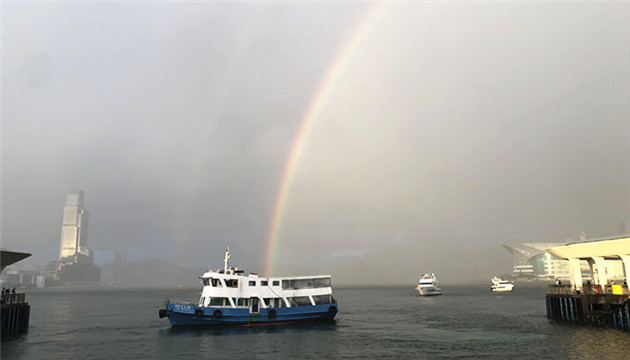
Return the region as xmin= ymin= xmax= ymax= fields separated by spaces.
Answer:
xmin=59 ymin=191 xmax=91 ymax=262
xmin=57 ymin=191 xmax=100 ymax=284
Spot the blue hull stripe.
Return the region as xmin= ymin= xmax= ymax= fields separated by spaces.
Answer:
xmin=165 ymin=303 xmax=338 ymax=326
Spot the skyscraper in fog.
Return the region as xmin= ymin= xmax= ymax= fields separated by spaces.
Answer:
xmin=59 ymin=191 xmax=90 ymax=261
xmin=57 ymin=191 xmax=100 ymax=284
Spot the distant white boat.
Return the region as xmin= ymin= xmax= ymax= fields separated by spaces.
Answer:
xmin=416 ymin=273 xmax=442 ymax=296
xmin=491 ymin=276 xmax=514 ymax=292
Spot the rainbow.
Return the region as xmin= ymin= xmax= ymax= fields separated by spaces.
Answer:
xmin=264 ymin=3 xmax=387 ymax=276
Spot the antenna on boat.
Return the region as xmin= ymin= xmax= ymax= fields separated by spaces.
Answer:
xmin=224 ymin=246 xmax=230 ymax=272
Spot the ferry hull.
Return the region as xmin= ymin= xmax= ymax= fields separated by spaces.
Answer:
xmin=162 ymin=303 xmax=339 ymax=326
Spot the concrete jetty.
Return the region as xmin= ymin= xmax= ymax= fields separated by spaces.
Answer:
xmin=544 ymin=235 xmax=630 ymax=330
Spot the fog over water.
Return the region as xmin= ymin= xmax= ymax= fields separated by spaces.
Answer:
xmin=2 ymin=2 xmax=629 ymax=284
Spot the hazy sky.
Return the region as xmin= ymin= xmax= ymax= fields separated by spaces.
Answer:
xmin=2 ymin=2 xmax=629 ymax=281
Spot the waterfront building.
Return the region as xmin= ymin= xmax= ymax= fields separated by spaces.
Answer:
xmin=503 ymin=242 xmax=576 ymax=279
xmin=57 ymin=191 xmax=100 ymax=284
xmin=59 ymin=191 xmax=90 ymax=261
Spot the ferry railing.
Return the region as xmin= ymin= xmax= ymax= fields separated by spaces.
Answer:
xmin=163 ymin=298 xmax=196 ymax=307
xmin=0 ymin=292 xmax=26 ymax=305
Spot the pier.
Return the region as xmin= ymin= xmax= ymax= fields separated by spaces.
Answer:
xmin=1 ymin=292 xmax=31 ymax=336
xmin=544 ymin=235 xmax=630 ymax=330
xmin=1 ymin=249 xmax=32 ymax=338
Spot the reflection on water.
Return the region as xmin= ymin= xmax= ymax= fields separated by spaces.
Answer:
xmin=162 ymin=321 xmax=338 ymax=337
xmin=559 ymin=326 xmax=630 ymax=359
xmin=154 ymin=319 xmax=339 ymax=358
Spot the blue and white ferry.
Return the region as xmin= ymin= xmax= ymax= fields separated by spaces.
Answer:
xmin=159 ymin=248 xmax=339 ymax=326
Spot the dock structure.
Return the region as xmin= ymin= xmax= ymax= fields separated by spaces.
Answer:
xmin=544 ymin=235 xmax=630 ymax=330
xmin=1 ymin=292 xmax=30 ymax=336
xmin=1 ymin=249 xmax=32 ymax=338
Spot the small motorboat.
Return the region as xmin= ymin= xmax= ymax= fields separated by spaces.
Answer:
xmin=416 ymin=273 xmax=442 ymax=296
xmin=491 ymin=276 xmax=514 ymax=292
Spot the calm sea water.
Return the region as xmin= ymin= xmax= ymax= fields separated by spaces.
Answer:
xmin=2 ymin=284 xmax=629 ymax=359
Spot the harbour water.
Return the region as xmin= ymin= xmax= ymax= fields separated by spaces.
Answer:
xmin=2 ymin=284 xmax=629 ymax=359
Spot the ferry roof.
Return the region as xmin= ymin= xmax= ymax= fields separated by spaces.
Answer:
xmin=202 ymin=270 xmax=331 ymax=280
xmin=545 ymin=235 xmax=630 ymax=260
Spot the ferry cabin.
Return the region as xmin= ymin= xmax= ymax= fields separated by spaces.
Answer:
xmin=198 ymin=268 xmax=335 ymax=312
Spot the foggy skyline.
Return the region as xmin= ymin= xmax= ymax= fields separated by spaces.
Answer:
xmin=2 ymin=2 xmax=629 ymax=282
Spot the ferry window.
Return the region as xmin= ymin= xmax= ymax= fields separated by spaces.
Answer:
xmin=282 ymin=279 xmax=313 ymax=289
xmin=211 ymin=279 xmax=219 ymax=287
xmin=273 ymin=280 xmax=280 ymax=286
xmin=209 ymin=297 xmax=227 ymax=306
xmin=202 ymin=278 xmax=210 ymax=286
xmin=199 ymin=296 xmax=206 ymax=306
xmin=237 ymin=298 xmax=250 ymax=306
xmin=225 ymin=279 xmax=238 ymax=288
xmin=312 ymin=295 xmax=332 ymax=305
xmin=313 ymin=278 xmax=331 ymax=288
xmin=249 ymin=280 xmax=256 ymax=286
xmin=261 ymin=280 xmax=268 ymax=286
xmin=263 ymin=298 xmax=282 ymax=307
xmin=288 ymin=296 xmax=311 ymax=306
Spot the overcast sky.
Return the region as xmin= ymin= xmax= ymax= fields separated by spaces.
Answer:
xmin=2 ymin=2 xmax=629 ymax=282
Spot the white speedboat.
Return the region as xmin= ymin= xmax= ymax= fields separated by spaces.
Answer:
xmin=416 ymin=273 xmax=442 ymax=296
xmin=491 ymin=276 xmax=514 ymax=292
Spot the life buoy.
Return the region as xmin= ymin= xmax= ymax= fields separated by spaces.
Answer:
xmin=268 ymin=309 xmax=276 ymax=318
xmin=213 ymin=309 xmax=222 ymax=318
xmin=194 ymin=309 xmax=204 ymax=317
